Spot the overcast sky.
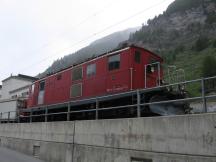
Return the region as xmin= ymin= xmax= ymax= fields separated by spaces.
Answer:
xmin=0 ymin=0 xmax=174 ymax=83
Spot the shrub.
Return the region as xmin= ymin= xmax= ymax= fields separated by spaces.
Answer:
xmin=194 ymin=36 xmax=209 ymax=51
xmin=202 ymin=55 xmax=216 ymax=92
xmin=202 ymin=55 xmax=216 ymax=77
xmin=174 ymin=45 xmax=185 ymax=53
xmin=206 ymin=13 xmax=216 ymax=24
xmin=212 ymin=39 xmax=216 ymax=48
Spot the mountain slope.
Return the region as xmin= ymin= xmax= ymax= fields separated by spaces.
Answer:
xmin=40 ymin=0 xmax=216 ymax=84
xmin=126 ymin=0 xmax=216 ymax=81
xmin=39 ymin=27 xmax=139 ymax=77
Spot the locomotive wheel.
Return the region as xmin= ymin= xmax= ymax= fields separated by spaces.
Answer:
xmin=149 ymin=95 xmax=186 ymax=116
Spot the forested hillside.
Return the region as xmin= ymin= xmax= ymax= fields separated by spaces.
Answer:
xmin=39 ymin=27 xmax=139 ymax=77
xmin=127 ymin=0 xmax=216 ymax=81
xmin=40 ymin=0 xmax=216 ymax=84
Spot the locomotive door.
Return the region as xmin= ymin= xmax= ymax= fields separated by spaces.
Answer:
xmin=144 ymin=60 xmax=161 ymax=88
xmin=38 ymin=80 xmax=45 ymax=105
xmin=106 ymin=53 xmax=122 ymax=92
xmin=133 ymin=50 xmax=143 ymax=89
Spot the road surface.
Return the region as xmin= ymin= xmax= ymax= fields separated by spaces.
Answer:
xmin=0 ymin=147 xmax=44 ymax=162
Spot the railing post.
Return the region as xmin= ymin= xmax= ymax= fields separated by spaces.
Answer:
xmin=130 ymin=68 xmax=133 ymax=90
xmin=158 ymin=62 xmax=161 ymax=86
xmin=67 ymin=103 xmax=70 ymax=121
xmin=137 ymin=90 xmax=141 ymax=117
xmin=45 ymin=107 xmax=48 ymax=122
xmin=95 ymin=99 xmax=99 ymax=120
xmin=8 ymin=112 xmax=10 ymax=123
xmin=30 ymin=109 xmax=32 ymax=123
xmin=201 ymin=78 xmax=207 ymax=113
xmin=17 ymin=109 xmax=20 ymax=123
xmin=0 ymin=112 xmax=2 ymax=123
xmin=144 ymin=65 xmax=147 ymax=88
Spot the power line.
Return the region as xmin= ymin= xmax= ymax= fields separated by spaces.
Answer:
xmin=31 ymin=1 xmax=114 ymax=51
xmin=17 ymin=0 xmax=170 ymax=74
xmin=0 ymin=1 xmax=114 ymax=72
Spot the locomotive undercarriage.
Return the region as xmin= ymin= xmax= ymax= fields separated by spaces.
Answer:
xmin=20 ymin=87 xmax=190 ymax=123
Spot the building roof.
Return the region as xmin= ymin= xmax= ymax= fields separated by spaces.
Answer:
xmin=2 ymin=74 xmax=38 ymax=83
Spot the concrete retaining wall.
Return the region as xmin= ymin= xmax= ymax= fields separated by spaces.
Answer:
xmin=0 ymin=99 xmax=17 ymax=119
xmin=0 ymin=113 xmax=216 ymax=162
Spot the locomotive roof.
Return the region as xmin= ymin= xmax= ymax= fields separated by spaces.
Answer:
xmin=36 ymin=44 xmax=162 ymax=82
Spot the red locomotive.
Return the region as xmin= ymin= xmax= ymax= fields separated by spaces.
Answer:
xmin=26 ymin=45 xmax=188 ymax=121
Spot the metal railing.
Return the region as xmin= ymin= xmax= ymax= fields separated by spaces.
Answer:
xmin=0 ymin=76 xmax=216 ymax=123
xmin=0 ymin=111 xmax=17 ymax=123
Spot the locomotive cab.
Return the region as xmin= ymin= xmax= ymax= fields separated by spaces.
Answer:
xmin=131 ymin=47 xmax=163 ymax=90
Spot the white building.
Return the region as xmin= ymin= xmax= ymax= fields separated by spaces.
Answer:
xmin=0 ymin=85 xmax=2 ymax=99
xmin=0 ymin=74 xmax=37 ymax=121
xmin=1 ymin=74 xmax=37 ymax=100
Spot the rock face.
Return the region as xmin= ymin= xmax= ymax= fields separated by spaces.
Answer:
xmin=127 ymin=0 xmax=216 ymax=54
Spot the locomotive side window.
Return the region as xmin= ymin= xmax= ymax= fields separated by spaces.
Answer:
xmin=39 ymin=81 xmax=45 ymax=91
xmin=87 ymin=63 xmax=96 ymax=77
xmin=31 ymin=84 xmax=35 ymax=94
xmin=38 ymin=81 xmax=45 ymax=105
xmin=56 ymin=74 xmax=62 ymax=80
xmin=72 ymin=67 xmax=83 ymax=81
xmin=134 ymin=51 xmax=141 ymax=63
xmin=108 ymin=54 xmax=120 ymax=71
xmin=70 ymin=83 xmax=82 ymax=97
xmin=146 ymin=59 xmax=158 ymax=73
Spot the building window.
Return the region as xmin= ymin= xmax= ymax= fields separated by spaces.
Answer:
xmin=135 ymin=51 xmax=141 ymax=63
xmin=72 ymin=67 xmax=83 ymax=81
xmin=108 ymin=54 xmax=120 ymax=71
xmin=87 ymin=63 xmax=96 ymax=77
xmin=70 ymin=83 xmax=82 ymax=98
xmin=21 ymin=92 xmax=29 ymax=97
xmin=11 ymin=95 xmax=17 ymax=99
xmin=131 ymin=158 xmax=152 ymax=162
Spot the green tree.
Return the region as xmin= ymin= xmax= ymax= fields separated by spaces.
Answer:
xmin=194 ymin=36 xmax=209 ymax=51
xmin=202 ymin=55 xmax=216 ymax=92
xmin=206 ymin=13 xmax=216 ymax=24
xmin=202 ymin=55 xmax=216 ymax=77
xmin=166 ymin=0 xmax=203 ymax=15
xmin=174 ymin=45 xmax=185 ymax=53
xmin=213 ymin=39 xmax=216 ymax=48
